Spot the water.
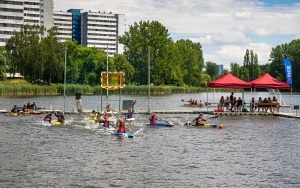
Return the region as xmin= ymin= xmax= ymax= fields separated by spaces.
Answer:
xmin=1 ymin=92 xmax=300 ymax=187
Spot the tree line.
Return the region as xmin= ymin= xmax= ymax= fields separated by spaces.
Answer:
xmin=0 ymin=22 xmax=299 ymax=89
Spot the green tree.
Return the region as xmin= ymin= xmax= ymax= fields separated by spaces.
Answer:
xmin=230 ymin=62 xmax=240 ymax=77
xmin=5 ymin=25 xmax=44 ymax=81
xmin=40 ymin=27 xmax=65 ymax=83
xmin=112 ymin=54 xmax=135 ymax=84
xmin=174 ymin=39 xmax=204 ymax=86
xmin=119 ymin=20 xmax=173 ymax=85
xmin=0 ymin=47 xmax=6 ymax=80
xmin=205 ymin=61 xmax=218 ymax=80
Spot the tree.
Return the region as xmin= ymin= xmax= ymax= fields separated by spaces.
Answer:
xmin=243 ymin=49 xmax=261 ymax=81
xmin=112 ymin=54 xmax=135 ymax=84
xmin=230 ymin=62 xmax=240 ymax=77
xmin=119 ymin=20 xmax=173 ymax=85
xmin=0 ymin=47 xmax=6 ymax=80
xmin=40 ymin=27 xmax=65 ymax=83
xmin=205 ymin=61 xmax=218 ymax=80
xmin=174 ymin=39 xmax=204 ymax=86
xmin=5 ymin=25 xmax=44 ymax=80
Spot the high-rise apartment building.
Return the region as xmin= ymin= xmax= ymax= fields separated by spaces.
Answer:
xmin=67 ymin=9 xmax=81 ymax=44
xmin=0 ymin=1 xmax=125 ymax=55
xmin=81 ymin=11 xmax=125 ymax=55
xmin=53 ymin=11 xmax=72 ymax=42
xmin=0 ymin=0 xmax=53 ymax=46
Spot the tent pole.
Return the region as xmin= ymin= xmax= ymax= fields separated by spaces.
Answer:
xmin=206 ymin=88 xmax=208 ymax=112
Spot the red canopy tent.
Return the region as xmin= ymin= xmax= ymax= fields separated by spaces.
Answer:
xmin=249 ymin=73 xmax=291 ymax=89
xmin=208 ymin=73 xmax=252 ymax=88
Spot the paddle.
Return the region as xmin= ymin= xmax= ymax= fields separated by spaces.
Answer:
xmin=156 ymin=116 xmax=174 ymax=126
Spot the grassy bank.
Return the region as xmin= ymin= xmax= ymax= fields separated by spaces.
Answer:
xmin=0 ymin=81 xmax=239 ymax=96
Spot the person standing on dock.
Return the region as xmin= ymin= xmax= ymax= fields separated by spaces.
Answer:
xmin=75 ymin=89 xmax=82 ymax=113
xmin=229 ymin=92 xmax=234 ymax=111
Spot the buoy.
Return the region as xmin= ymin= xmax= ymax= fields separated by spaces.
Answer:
xmin=218 ymin=124 xmax=224 ymax=129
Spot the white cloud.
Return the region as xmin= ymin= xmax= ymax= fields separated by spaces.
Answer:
xmin=53 ymin=0 xmax=300 ymax=69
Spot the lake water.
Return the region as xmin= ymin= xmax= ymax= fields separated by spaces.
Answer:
xmin=1 ymin=92 xmax=300 ymax=187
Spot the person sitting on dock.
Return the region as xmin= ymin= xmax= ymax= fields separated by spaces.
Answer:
xmin=149 ymin=112 xmax=157 ymax=124
xmin=236 ymin=97 xmax=243 ymax=112
xmin=11 ymin=105 xmax=20 ymax=113
xmin=224 ymin=96 xmax=230 ymax=111
xmin=257 ymin=97 xmax=263 ymax=112
xmin=102 ymin=115 xmax=110 ymax=127
xmin=250 ymin=97 xmax=256 ymax=112
xmin=55 ymin=112 xmax=65 ymax=124
xmin=218 ymin=96 xmax=225 ymax=110
xmin=193 ymin=113 xmax=206 ymax=125
xmin=199 ymin=100 xmax=204 ymax=107
xmin=43 ymin=112 xmax=52 ymax=123
xmin=272 ymin=97 xmax=280 ymax=113
xmin=116 ymin=119 xmax=126 ymax=133
xmin=126 ymin=108 xmax=134 ymax=119
xmin=189 ymin=98 xmax=193 ymax=105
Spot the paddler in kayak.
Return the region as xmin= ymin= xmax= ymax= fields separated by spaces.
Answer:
xmin=193 ymin=113 xmax=206 ymax=125
xmin=116 ymin=118 xmax=126 ymax=133
xmin=149 ymin=112 xmax=157 ymax=124
xmin=126 ymin=108 xmax=134 ymax=119
xmin=43 ymin=112 xmax=52 ymax=123
xmin=11 ymin=105 xmax=20 ymax=113
xmin=102 ymin=114 xmax=110 ymax=127
xmin=55 ymin=111 xmax=65 ymax=124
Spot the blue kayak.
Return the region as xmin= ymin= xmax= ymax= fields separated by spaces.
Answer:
xmin=145 ymin=121 xmax=174 ymax=127
xmin=112 ymin=132 xmax=134 ymax=138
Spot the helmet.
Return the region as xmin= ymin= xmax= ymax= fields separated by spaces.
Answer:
xmin=199 ymin=113 xmax=203 ymax=116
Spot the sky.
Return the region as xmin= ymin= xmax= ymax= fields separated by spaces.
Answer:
xmin=53 ymin=0 xmax=300 ymax=69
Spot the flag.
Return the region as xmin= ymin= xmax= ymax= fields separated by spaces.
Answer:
xmin=283 ymin=58 xmax=292 ymax=85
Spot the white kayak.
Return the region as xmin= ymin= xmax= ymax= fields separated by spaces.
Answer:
xmin=125 ymin=118 xmax=135 ymax=122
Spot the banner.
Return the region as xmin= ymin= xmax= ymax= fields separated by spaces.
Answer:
xmin=283 ymin=58 xmax=292 ymax=85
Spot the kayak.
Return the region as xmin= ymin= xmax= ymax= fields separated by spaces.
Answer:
xmin=184 ymin=122 xmax=224 ymax=129
xmin=125 ymin=117 xmax=135 ymax=122
xmin=10 ymin=113 xmax=20 ymax=116
xmin=112 ymin=132 xmax=134 ymax=138
xmin=21 ymin=111 xmax=41 ymax=115
xmin=41 ymin=121 xmax=62 ymax=126
xmin=145 ymin=121 xmax=174 ymax=127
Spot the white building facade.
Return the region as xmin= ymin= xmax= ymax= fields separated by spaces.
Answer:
xmin=53 ymin=11 xmax=72 ymax=42
xmin=0 ymin=0 xmax=53 ymax=46
xmin=81 ymin=11 xmax=125 ymax=55
xmin=0 ymin=1 xmax=125 ymax=55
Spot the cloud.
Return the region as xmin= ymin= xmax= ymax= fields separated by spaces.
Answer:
xmin=53 ymin=0 xmax=300 ymax=70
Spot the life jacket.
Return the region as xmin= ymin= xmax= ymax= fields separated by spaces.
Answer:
xmin=127 ymin=112 xmax=133 ymax=119
xmin=196 ymin=117 xmax=203 ymax=125
xmin=150 ymin=115 xmax=156 ymax=124
xmin=117 ymin=123 xmax=126 ymax=133
xmin=103 ymin=119 xmax=110 ymax=127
